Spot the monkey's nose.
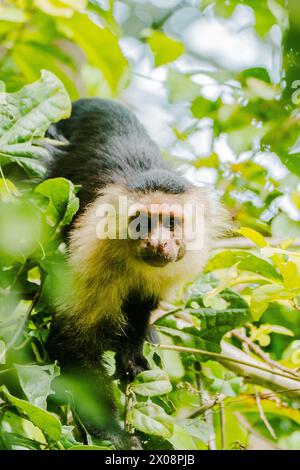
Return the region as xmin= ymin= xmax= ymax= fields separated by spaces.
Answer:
xmin=146 ymin=238 xmax=159 ymax=249
xmin=157 ymin=241 xmax=168 ymax=253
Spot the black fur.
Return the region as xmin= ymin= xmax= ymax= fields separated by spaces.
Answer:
xmin=47 ymin=99 xmax=190 ymax=213
xmin=45 ymin=99 xmax=188 ymax=447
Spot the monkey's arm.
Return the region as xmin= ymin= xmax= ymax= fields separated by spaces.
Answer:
xmin=114 ymin=291 xmax=159 ymax=382
xmin=114 ymin=321 xmax=151 ymax=383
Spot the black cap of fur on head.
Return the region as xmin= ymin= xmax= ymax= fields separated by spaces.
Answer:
xmin=126 ymin=169 xmax=190 ymax=195
xmin=46 ymin=98 xmax=191 ymax=212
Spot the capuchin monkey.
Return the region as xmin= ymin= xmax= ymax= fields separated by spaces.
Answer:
xmin=45 ymin=99 xmax=229 ymax=447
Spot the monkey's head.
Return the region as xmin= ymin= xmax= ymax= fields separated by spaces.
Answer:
xmin=128 ymin=206 xmax=186 ymax=267
xmin=78 ymin=170 xmax=229 ymax=274
xmin=122 ymin=169 xmax=228 ymax=269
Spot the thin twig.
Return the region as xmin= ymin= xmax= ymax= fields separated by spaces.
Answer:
xmin=235 ymin=414 xmax=280 ymax=450
xmin=194 ymin=362 xmax=216 ymax=450
xmin=188 ymin=400 xmax=218 ymax=419
xmin=253 ymin=385 xmax=277 ymax=440
xmin=124 ymin=383 xmax=134 ymax=435
xmin=219 ymin=396 xmax=226 ymax=450
xmin=232 ymin=330 xmax=300 ymax=379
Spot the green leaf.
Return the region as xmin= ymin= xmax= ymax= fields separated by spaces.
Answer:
xmin=250 ymin=284 xmax=295 ymax=321
xmin=167 ymin=424 xmax=198 ymax=450
xmin=156 ymin=324 xmax=221 ymax=356
xmin=279 ymin=431 xmax=300 ymax=450
xmin=15 ymin=363 xmax=60 ymax=410
xmin=13 ymin=43 xmax=79 ymax=100
xmin=127 ymin=402 xmax=173 ymax=438
xmin=34 ymin=0 xmax=87 ymax=18
xmin=191 ymin=96 xmax=219 ymax=119
xmin=0 ymin=178 xmax=19 ymax=202
xmin=0 ymin=411 xmax=46 ymax=450
xmin=1 ymin=386 xmax=62 ymax=442
xmin=130 ymin=369 xmax=172 ymax=397
xmin=238 ymin=67 xmax=271 ymax=84
xmin=185 ymin=289 xmax=251 ymax=345
xmin=35 ymin=177 xmax=79 ymax=227
xmin=0 ymin=70 xmax=70 ymax=144
xmin=175 ymin=418 xmax=213 ymax=444
xmin=205 ymin=250 xmax=281 ymax=280
xmin=0 ymin=70 xmax=71 ymax=176
xmin=278 ymin=153 xmax=300 ymax=178
xmin=237 ymin=227 xmax=268 ymax=248
xmin=156 ymin=289 xmax=250 ymax=355
xmin=167 ymin=70 xmax=199 ymax=104
xmin=147 ymin=31 xmax=185 ymax=67
xmin=58 ymin=12 xmax=128 ymax=96
xmin=202 ymin=361 xmax=243 ymax=397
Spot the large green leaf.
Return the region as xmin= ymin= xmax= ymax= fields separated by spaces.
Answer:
xmin=12 ymin=42 xmax=79 ymax=100
xmin=1 ymin=386 xmax=62 ymax=442
xmin=205 ymin=250 xmax=281 ymax=280
xmin=147 ymin=31 xmax=185 ymax=67
xmin=155 ymin=323 xmax=221 ymax=355
xmin=35 ymin=177 xmax=79 ymax=227
xmin=130 ymin=369 xmax=172 ymax=397
xmin=0 ymin=70 xmax=71 ymax=176
xmin=15 ymin=363 xmax=60 ymax=410
xmin=185 ymin=289 xmax=251 ymax=345
xmin=202 ymin=361 xmax=243 ymax=397
xmin=127 ymin=402 xmax=173 ymax=438
xmin=58 ymin=12 xmax=128 ymax=96
xmin=167 ymin=424 xmax=198 ymax=450
xmin=175 ymin=418 xmax=214 ymax=445
xmin=156 ymin=288 xmax=249 ymax=354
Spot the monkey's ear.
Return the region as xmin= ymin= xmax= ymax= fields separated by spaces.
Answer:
xmin=192 ymin=186 xmax=233 ymax=240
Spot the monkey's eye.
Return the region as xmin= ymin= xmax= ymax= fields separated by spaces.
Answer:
xmin=162 ymin=215 xmax=180 ymax=231
xmin=128 ymin=212 xmax=156 ymax=237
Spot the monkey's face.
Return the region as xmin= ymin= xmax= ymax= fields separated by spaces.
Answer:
xmin=128 ymin=210 xmax=186 ymax=267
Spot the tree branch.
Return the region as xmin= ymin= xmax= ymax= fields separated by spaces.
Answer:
xmin=159 ymin=343 xmax=300 ymax=400
xmin=220 ymin=342 xmax=300 ymax=400
xmin=212 ymin=237 xmax=300 ymax=249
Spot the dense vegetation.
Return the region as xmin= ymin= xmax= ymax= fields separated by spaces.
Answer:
xmin=0 ymin=0 xmax=300 ymax=450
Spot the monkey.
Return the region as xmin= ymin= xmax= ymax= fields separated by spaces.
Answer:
xmin=44 ymin=98 xmax=229 ymax=447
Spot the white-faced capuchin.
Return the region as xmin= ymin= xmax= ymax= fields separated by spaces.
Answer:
xmin=45 ymin=99 xmax=229 ymax=447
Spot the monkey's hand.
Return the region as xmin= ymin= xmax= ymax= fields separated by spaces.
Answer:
xmin=115 ymin=350 xmax=150 ymax=383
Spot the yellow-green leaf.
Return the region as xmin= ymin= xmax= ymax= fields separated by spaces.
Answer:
xmin=237 ymin=227 xmax=268 ymax=248
xmin=147 ymin=31 xmax=185 ymax=67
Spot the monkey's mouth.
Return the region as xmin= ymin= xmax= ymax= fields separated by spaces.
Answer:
xmin=138 ymin=253 xmax=173 ymax=267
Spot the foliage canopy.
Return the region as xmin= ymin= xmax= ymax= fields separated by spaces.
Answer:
xmin=0 ymin=0 xmax=300 ymax=451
